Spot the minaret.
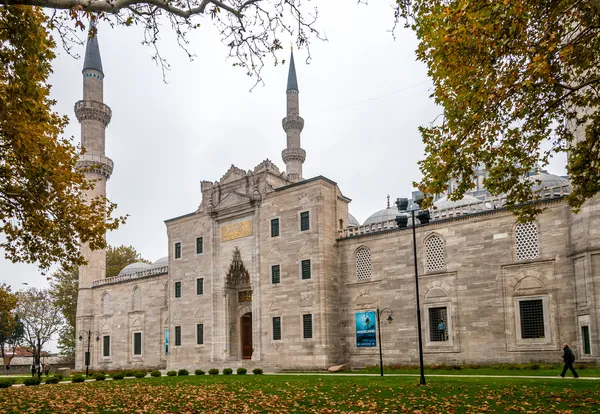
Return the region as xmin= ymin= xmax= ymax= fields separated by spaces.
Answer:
xmin=281 ymin=49 xmax=306 ymax=181
xmin=74 ymin=25 xmax=113 ymax=371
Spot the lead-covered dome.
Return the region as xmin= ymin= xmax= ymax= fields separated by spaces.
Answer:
xmin=433 ymin=194 xmax=482 ymax=210
xmin=348 ymin=214 xmax=360 ymax=227
xmin=363 ymin=205 xmax=400 ymax=226
xmin=118 ymin=262 xmax=152 ymax=276
xmin=151 ymin=256 xmax=168 ymax=268
xmin=526 ymin=172 xmax=570 ymax=192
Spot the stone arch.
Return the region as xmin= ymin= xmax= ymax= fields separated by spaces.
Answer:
xmin=269 ymin=301 xmax=281 ymax=311
xmin=425 ymin=287 xmax=449 ymax=300
xmin=163 ymin=282 xmax=169 ymax=307
xmin=131 ymin=318 xmax=141 ymax=329
xmin=237 ymin=305 xmax=252 ymax=317
xmin=354 ymin=293 xmax=376 ymax=308
xmin=132 ymin=286 xmax=141 ymax=311
xmin=514 ymin=276 xmax=546 ymax=294
xmin=172 ymin=312 xmax=182 ymax=321
xmin=163 ymin=317 xmax=169 ymax=326
xmin=101 ymin=292 xmax=111 ymax=315
xmin=194 ymin=309 xmax=204 ymax=319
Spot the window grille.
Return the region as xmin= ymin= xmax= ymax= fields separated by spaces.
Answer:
xmin=515 ymin=222 xmax=539 ymax=261
xmin=271 ymin=265 xmax=281 ymax=284
xmin=196 ymin=278 xmax=204 ymax=295
xmin=300 ymin=211 xmax=310 ymax=231
xmin=271 ymin=218 xmax=280 ymax=237
xmin=273 ymin=317 xmax=281 ymax=340
xmin=519 ymin=299 xmax=545 ymax=339
xmin=175 ymin=326 xmax=181 ymax=346
xmin=101 ymin=292 xmax=111 ymax=315
xmin=428 ymin=307 xmax=448 ymax=342
xmin=355 ymin=248 xmax=372 ymax=281
xmin=301 ymin=260 xmax=311 ymax=280
xmin=425 ymin=236 xmax=445 ymax=273
xmin=175 ymin=282 xmax=181 ymax=298
xmin=133 ymin=332 xmax=142 ymax=355
xmin=175 ymin=242 xmax=181 ymax=259
xmin=103 ymin=336 xmax=110 ymax=357
xmin=197 ymin=324 xmax=204 ymax=345
xmin=196 ymin=237 xmax=203 ymax=254
xmin=132 ymin=287 xmax=141 ymax=311
xmin=303 ymin=314 xmax=313 ymax=339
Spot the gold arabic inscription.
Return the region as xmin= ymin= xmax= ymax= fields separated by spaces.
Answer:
xmin=220 ymin=220 xmax=253 ymax=242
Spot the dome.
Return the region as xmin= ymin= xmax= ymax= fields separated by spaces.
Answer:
xmin=363 ymin=205 xmax=400 ymax=226
xmin=434 ymin=194 xmax=482 ymax=210
xmin=151 ymin=256 xmax=168 ymax=268
xmin=348 ymin=214 xmax=360 ymax=227
xmin=526 ymin=172 xmax=570 ymax=192
xmin=118 ymin=261 xmax=152 ymax=276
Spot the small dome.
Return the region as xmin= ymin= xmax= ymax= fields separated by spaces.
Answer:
xmin=526 ymin=172 xmax=570 ymax=192
xmin=348 ymin=214 xmax=360 ymax=227
xmin=118 ymin=262 xmax=152 ymax=276
xmin=151 ymin=256 xmax=168 ymax=267
xmin=364 ymin=205 xmax=400 ymax=226
xmin=434 ymin=194 xmax=482 ymax=210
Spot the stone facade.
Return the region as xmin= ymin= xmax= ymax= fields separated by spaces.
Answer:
xmin=75 ymin=34 xmax=600 ymax=372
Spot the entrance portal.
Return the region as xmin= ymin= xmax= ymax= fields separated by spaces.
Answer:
xmin=241 ymin=312 xmax=252 ymax=359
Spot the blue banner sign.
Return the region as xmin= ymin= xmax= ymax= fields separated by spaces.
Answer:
xmin=356 ymin=311 xmax=376 ymax=347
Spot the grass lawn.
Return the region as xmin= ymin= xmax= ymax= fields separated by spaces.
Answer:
xmin=0 ymin=374 xmax=596 ymax=413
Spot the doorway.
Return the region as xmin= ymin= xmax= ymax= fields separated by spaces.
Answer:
xmin=241 ymin=312 xmax=252 ymax=359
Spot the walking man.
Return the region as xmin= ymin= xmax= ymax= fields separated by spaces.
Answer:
xmin=560 ymin=343 xmax=579 ymax=378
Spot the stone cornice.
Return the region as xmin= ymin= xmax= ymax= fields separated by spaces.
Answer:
xmin=76 ymin=153 xmax=113 ymax=179
xmin=75 ymin=100 xmax=112 ymax=126
xmin=282 ymin=115 xmax=304 ymax=132
xmin=91 ymin=266 xmax=168 ymax=288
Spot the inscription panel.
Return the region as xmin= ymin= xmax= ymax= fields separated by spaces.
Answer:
xmin=220 ymin=220 xmax=253 ymax=242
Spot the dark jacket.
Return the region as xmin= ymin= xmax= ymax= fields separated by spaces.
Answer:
xmin=563 ymin=346 xmax=575 ymax=363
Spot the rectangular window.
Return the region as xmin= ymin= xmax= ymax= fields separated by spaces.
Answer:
xmin=271 ymin=218 xmax=280 ymax=237
xmin=133 ymin=332 xmax=142 ymax=355
xmin=175 ymin=326 xmax=181 ymax=346
xmin=273 ymin=317 xmax=282 ymax=340
xmin=103 ymin=335 xmax=110 ymax=357
xmin=301 ymin=259 xmax=311 ymax=280
xmin=300 ymin=211 xmax=310 ymax=231
xmin=428 ymin=306 xmax=448 ymax=342
xmin=174 ymin=242 xmax=181 ymax=259
xmin=197 ymin=324 xmax=204 ymax=345
xmin=519 ymin=299 xmax=545 ymax=339
xmin=582 ymin=326 xmax=591 ymax=355
xmin=271 ymin=265 xmax=281 ymax=284
xmin=175 ymin=281 xmax=181 ymax=298
xmin=196 ymin=237 xmax=203 ymax=254
xmin=303 ymin=314 xmax=313 ymax=339
xmin=196 ymin=278 xmax=204 ymax=295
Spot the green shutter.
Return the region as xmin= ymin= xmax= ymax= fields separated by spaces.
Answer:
xmin=301 ymin=260 xmax=311 ymax=280
xmin=271 ymin=265 xmax=280 ymax=284
xmin=300 ymin=211 xmax=310 ymax=231
xmin=271 ymin=218 xmax=280 ymax=237
xmin=175 ymin=326 xmax=181 ymax=346
xmin=273 ymin=317 xmax=281 ymax=340
xmin=196 ymin=237 xmax=203 ymax=254
xmin=582 ymin=326 xmax=591 ymax=355
xmin=175 ymin=242 xmax=181 ymax=258
xmin=197 ymin=278 xmax=204 ymax=295
xmin=175 ymin=282 xmax=181 ymax=298
xmin=197 ymin=324 xmax=204 ymax=345
xmin=103 ymin=336 xmax=110 ymax=357
xmin=303 ymin=314 xmax=312 ymax=339
xmin=134 ymin=333 xmax=142 ymax=355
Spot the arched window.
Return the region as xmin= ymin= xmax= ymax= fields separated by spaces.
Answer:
xmin=425 ymin=235 xmax=445 ymax=273
xmin=133 ymin=286 xmax=141 ymax=311
xmin=515 ymin=222 xmax=539 ymax=261
xmin=164 ymin=282 xmax=169 ymax=307
xmin=355 ymin=247 xmax=372 ymax=281
xmin=101 ymin=292 xmax=111 ymax=315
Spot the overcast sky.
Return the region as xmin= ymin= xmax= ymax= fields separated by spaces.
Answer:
xmin=1 ymin=1 xmax=566 ymax=304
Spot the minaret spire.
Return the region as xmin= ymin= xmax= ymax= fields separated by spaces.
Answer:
xmin=74 ymin=23 xmax=113 ymax=373
xmin=281 ymin=49 xmax=306 ymax=181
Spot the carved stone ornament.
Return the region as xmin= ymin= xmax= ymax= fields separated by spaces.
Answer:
xmin=74 ymin=100 xmax=112 ymax=126
xmin=76 ymin=154 xmax=114 ymax=179
xmin=226 ymin=247 xmax=250 ymax=286
xmin=282 ymin=115 xmax=305 ymax=132
xmin=282 ymin=147 xmax=306 ymax=163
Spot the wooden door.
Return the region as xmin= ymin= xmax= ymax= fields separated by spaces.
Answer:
xmin=241 ymin=313 xmax=253 ymax=359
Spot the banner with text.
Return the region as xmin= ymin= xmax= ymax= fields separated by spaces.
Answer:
xmin=355 ymin=311 xmax=376 ymax=347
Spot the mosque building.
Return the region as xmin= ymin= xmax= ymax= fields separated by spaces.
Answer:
xmin=75 ymin=30 xmax=600 ymax=372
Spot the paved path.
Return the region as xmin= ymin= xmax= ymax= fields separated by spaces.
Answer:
xmin=268 ymin=372 xmax=600 ymax=380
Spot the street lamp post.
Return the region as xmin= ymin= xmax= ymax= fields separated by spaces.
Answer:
xmin=376 ymin=307 xmax=393 ymax=377
xmin=78 ymin=330 xmax=100 ymax=377
xmin=396 ymin=195 xmax=430 ymax=386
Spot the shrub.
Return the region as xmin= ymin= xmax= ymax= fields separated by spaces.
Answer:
xmin=151 ymin=370 xmax=162 ymax=377
xmin=178 ymin=369 xmax=189 ymax=376
xmin=24 ymin=377 xmax=41 ymax=386
xmin=195 ymin=369 xmax=205 ymax=376
xmin=252 ymin=368 xmax=263 ymax=375
xmin=236 ymin=368 xmax=247 ymax=375
xmin=45 ymin=377 xmax=60 ymax=384
xmin=0 ymin=378 xmax=16 ymax=388
xmin=112 ymin=373 xmax=125 ymax=380
xmin=123 ymin=370 xmax=135 ymax=377
xmin=54 ymin=374 xmax=64 ymax=382
xmin=134 ymin=371 xmax=147 ymax=379
xmin=94 ymin=373 xmax=106 ymax=381
xmin=71 ymin=375 xmax=85 ymax=383
xmin=166 ymin=370 xmax=177 ymax=377
xmin=208 ymin=368 xmax=219 ymax=375
xmin=223 ymin=368 xmax=233 ymax=375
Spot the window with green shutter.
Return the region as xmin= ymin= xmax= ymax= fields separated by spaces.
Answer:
xmin=582 ymin=326 xmax=591 ymax=355
xmin=133 ymin=332 xmax=142 ymax=355
xmin=175 ymin=326 xmax=181 ymax=346
xmin=301 ymin=259 xmax=311 ymax=280
xmin=197 ymin=324 xmax=204 ymax=345
xmin=273 ymin=317 xmax=281 ymax=340
xmin=175 ymin=281 xmax=181 ymax=298
xmin=196 ymin=237 xmax=203 ymax=254
xmin=300 ymin=211 xmax=310 ymax=231
xmin=303 ymin=314 xmax=312 ymax=339
xmin=174 ymin=242 xmax=181 ymax=259
xmin=103 ymin=335 xmax=110 ymax=357
xmin=271 ymin=265 xmax=280 ymax=284
xmin=196 ymin=278 xmax=204 ymax=295
xmin=271 ymin=218 xmax=280 ymax=237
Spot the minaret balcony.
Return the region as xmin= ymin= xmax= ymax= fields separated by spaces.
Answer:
xmin=76 ymin=153 xmax=114 ymax=179
xmin=75 ymin=100 xmax=112 ymax=126
xmin=282 ymin=148 xmax=306 ymax=163
xmin=282 ymin=116 xmax=304 ymax=132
